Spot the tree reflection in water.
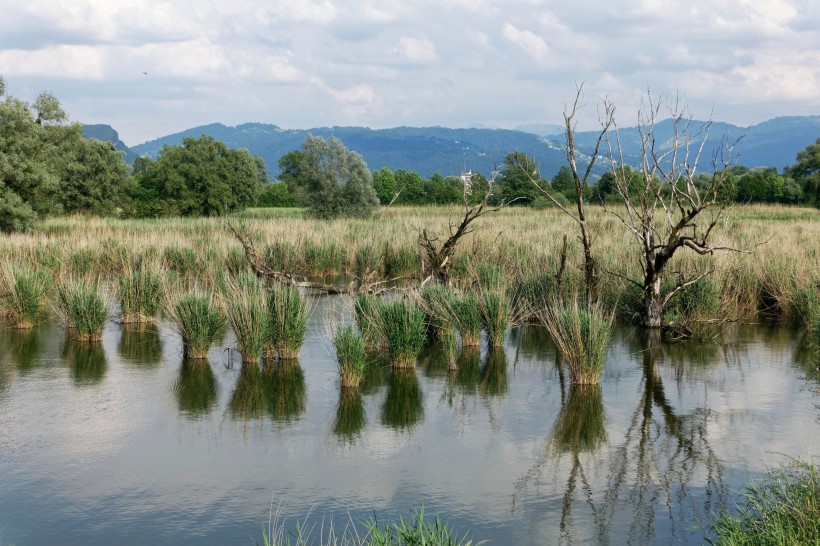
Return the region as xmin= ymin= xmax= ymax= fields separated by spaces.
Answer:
xmin=63 ymin=338 xmax=106 ymax=385
xmin=382 ymin=368 xmax=424 ymax=431
xmin=118 ymin=323 xmax=162 ymax=367
xmin=175 ymin=358 xmax=217 ymax=418
xmin=515 ymin=330 xmax=726 ymax=545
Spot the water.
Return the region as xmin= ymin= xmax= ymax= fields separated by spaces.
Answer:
xmin=0 ymin=301 xmax=817 ymax=545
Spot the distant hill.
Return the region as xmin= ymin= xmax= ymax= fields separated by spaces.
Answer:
xmin=82 ymin=124 xmax=138 ymax=163
xmin=89 ymin=116 xmax=818 ymax=180
xmin=130 ymin=124 xmax=574 ymax=179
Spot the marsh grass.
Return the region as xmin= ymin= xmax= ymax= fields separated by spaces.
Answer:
xmin=1 ymin=266 xmax=49 ymax=329
xmin=261 ymin=504 xmax=481 ymax=546
xmin=224 ymin=273 xmax=268 ymax=364
xmin=711 ymin=459 xmax=819 ymax=546
xmin=540 ymin=298 xmax=613 ymax=384
xmin=453 ymin=293 xmax=482 ymax=347
xmin=380 ymin=298 xmax=427 ymax=368
xmin=335 ymin=324 xmax=367 ymax=388
xmin=479 ymin=290 xmax=511 ymax=348
xmin=118 ymin=267 xmax=162 ymax=323
xmin=268 ymin=285 xmax=308 ymax=360
xmin=354 ymin=294 xmax=387 ymax=350
xmin=55 ymin=279 xmax=109 ymax=342
xmin=168 ymin=291 xmax=224 ymax=359
xmin=419 ymin=284 xmax=457 ymax=341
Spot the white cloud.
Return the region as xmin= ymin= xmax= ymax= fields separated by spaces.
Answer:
xmin=398 ymin=37 xmax=438 ymax=64
xmin=502 ymin=23 xmax=549 ymax=63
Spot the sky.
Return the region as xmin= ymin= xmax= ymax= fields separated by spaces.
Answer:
xmin=1 ymin=0 xmax=818 ymax=146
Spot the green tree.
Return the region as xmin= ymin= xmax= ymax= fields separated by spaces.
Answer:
xmin=0 ymin=83 xmax=60 ymax=232
xmin=395 ymin=169 xmax=426 ymax=205
xmin=298 ymin=135 xmax=379 ymax=219
xmin=551 ymin=166 xmax=576 ymax=200
xmin=277 ymin=150 xmax=308 ymax=203
xmin=257 ymin=182 xmax=297 ymax=207
xmin=53 ymin=127 xmax=132 ymax=215
xmin=786 ymin=138 xmax=820 ymax=207
xmin=140 ymin=136 xmax=263 ymax=216
xmin=424 ymin=172 xmax=461 ymax=204
xmin=373 ymin=167 xmax=397 ymax=204
xmin=499 ymin=151 xmax=542 ymax=205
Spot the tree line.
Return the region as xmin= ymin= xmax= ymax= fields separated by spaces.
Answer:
xmin=2 ymin=77 xmax=819 ymax=234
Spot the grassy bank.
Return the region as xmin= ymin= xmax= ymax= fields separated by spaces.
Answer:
xmin=711 ymin=460 xmax=819 ymax=546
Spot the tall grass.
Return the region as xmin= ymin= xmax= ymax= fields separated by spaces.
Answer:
xmin=380 ymin=298 xmax=427 ymax=368
xmin=55 ymin=279 xmax=109 ymax=342
xmin=118 ymin=268 xmax=162 ymax=323
xmin=540 ymin=298 xmax=613 ymax=384
xmin=1 ymin=266 xmax=49 ymax=328
xmin=268 ymin=285 xmax=308 ymax=360
xmin=334 ymin=324 xmax=367 ymax=388
xmin=168 ymin=292 xmax=224 ymax=359
xmin=711 ymin=459 xmax=819 ymax=545
xmin=453 ymin=293 xmax=482 ymax=347
xmin=261 ymin=504 xmax=480 ymax=546
xmin=354 ymin=293 xmax=387 ymax=349
xmin=479 ymin=290 xmax=510 ymax=348
xmin=224 ymin=273 xmax=268 ymax=364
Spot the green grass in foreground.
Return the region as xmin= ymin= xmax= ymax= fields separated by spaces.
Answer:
xmin=711 ymin=460 xmax=819 ymax=546
xmin=261 ymin=505 xmax=482 ymax=546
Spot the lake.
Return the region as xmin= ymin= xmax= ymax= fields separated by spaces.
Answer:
xmin=0 ymin=296 xmax=817 ymax=545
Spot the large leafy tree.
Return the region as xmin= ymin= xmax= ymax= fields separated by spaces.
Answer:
xmin=52 ymin=125 xmax=132 ymax=215
xmin=0 ymin=78 xmax=62 ymax=232
xmin=786 ymin=138 xmax=820 ymax=207
xmin=298 ymin=135 xmax=379 ymax=219
xmin=140 ymin=135 xmax=263 ymax=216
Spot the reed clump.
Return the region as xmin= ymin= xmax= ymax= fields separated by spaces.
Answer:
xmin=224 ymin=273 xmax=268 ymax=364
xmin=55 ymin=279 xmax=109 ymax=342
xmin=479 ymin=289 xmax=511 ymax=348
xmin=380 ymin=298 xmax=427 ymax=368
xmin=354 ymin=293 xmax=387 ymax=349
xmin=168 ymin=292 xmax=224 ymax=359
xmin=453 ymin=293 xmax=482 ymax=346
xmin=267 ymin=285 xmax=308 ymax=360
xmin=540 ymin=298 xmax=613 ymax=385
xmin=711 ymin=459 xmax=819 ymax=546
xmin=334 ymin=324 xmax=367 ymax=388
xmin=2 ymin=266 xmax=49 ymax=329
xmin=118 ymin=268 xmax=162 ymax=323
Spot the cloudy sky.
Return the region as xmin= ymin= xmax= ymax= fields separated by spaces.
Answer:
xmin=1 ymin=0 xmax=817 ymax=145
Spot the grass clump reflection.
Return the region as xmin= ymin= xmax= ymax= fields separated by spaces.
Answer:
xmin=712 ymin=459 xmax=819 ymax=546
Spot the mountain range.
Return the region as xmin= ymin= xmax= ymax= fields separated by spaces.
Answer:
xmin=83 ymin=116 xmax=820 ymax=180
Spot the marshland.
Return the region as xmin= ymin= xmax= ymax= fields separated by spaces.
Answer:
xmin=0 ymin=204 xmax=818 ymax=545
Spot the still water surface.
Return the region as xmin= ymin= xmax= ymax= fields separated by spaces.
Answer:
xmin=0 ymin=298 xmax=817 ymax=545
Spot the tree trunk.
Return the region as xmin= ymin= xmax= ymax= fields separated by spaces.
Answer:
xmin=643 ymin=274 xmax=664 ymax=328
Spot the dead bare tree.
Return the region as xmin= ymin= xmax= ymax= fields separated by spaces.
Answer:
xmin=523 ymin=83 xmax=614 ymax=300
xmin=416 ymin=169 xmax=512 ymax=286
xmin=603 ymin=92 xmax=748 ymax=328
